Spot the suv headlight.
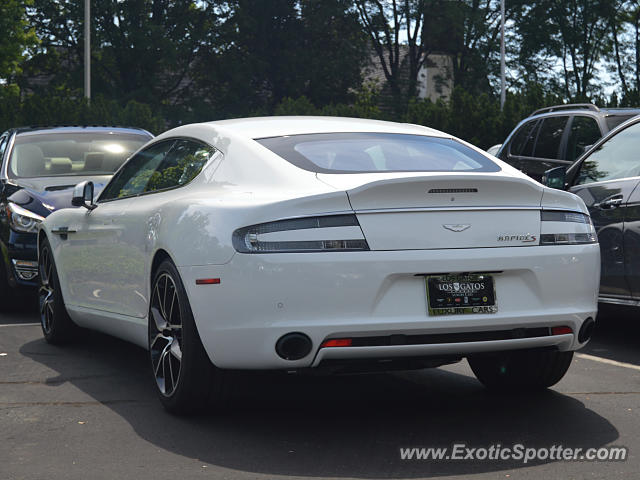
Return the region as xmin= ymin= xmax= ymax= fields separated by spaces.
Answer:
xmin=540 ymin=210 xmax=598 ymax=245
xmin=7 ymin=202 xmax=44 ymax=233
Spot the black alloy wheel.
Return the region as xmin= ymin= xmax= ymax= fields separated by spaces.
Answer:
xmin=148 ymin=259 xmax=227 ymax=414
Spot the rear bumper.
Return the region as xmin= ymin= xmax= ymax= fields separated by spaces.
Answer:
xmin=179 ymin=244 xmax=599 ymax=369
xmin=312 ymin=334 xmax=573 ymax=367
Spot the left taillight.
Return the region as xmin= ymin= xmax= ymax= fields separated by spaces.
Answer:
xmin=232 ymin=214 xmax=370 ymax=253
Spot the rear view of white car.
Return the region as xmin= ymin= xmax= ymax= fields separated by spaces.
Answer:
xmin=37 ymin=117 xmax=599 ymax=414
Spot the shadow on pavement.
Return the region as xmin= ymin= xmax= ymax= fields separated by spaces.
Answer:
xmin=21 ymin=330 xmax=619 ymax=478
xmin=582 ymin=304 xmax=640 ymax=366
xmin=0 ymin=290 xmax=39 ymax=323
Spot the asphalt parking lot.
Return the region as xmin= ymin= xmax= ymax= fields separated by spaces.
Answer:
xmin=1 ymin=297 xmax=638 ymax=480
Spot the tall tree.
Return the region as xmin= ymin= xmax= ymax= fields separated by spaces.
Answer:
xmin=354 ymin=0 xmax=430 ymax=113
xmin=0 ymin=0 xmax=38 ymax=82
xmin=354 ymin=1 xmax=513 ymax=108
xmin=299 ymin=0 xmax=368 ymax=106
xmin=513 ymin=0 xmax=623 ymax=100
xmin=607 ymin=1 xmax=640 ymax=104
xmin=24 ymin=1 xmax=218 ymax=116
xmin=422 ymin=0 xmax=517 ymax=95
xmin=194 ymin=0 xmax=368 ymax=117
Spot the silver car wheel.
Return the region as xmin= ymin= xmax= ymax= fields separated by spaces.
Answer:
xmin=38 ymin=245 xmax=55 ymax=335
xmin=149 ymin=273 xmax=183 ymax=397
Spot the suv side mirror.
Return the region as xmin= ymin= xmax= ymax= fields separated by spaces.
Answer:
xmin=542 ymin=166 xmax=567 ymax=190
xmin=72 ymin=181 xmax=97 ymax=210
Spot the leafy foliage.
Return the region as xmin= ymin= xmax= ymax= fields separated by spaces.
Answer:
xmin=193 ymin=0 xmax=368 ymax=119
xmin=2 ymin=0 xmax=640 ymax=151
xmin=511 ymin=0 xmax=623 ymax=99
xmin=25 ymin=0 xmax=218 ymax=120
xmin=354 ymin=0 xmax=430 ymax=114
xmin=0 ymin=89 xmax=164 ymax=134
xmin=0 ymin=0 xmax=38 ymax=81
xmin=272 ymin=84 xmax=565 ymax=150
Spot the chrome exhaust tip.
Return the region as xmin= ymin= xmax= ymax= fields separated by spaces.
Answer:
xmin=276 ymin=332 xmax=312 ymax=360
xmin=578 ymin=317 xmax=595 ymax=343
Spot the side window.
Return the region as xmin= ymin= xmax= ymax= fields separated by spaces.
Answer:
xmin=143 ymin=139 xmax=215 ymax=194
xmin=508 ymin=120 xmax=538 ymax=157
xmin=565 ymin=116 xmax=601 ymax=162
xmin=99 ymin=140 xmax=174 ymax=201
xmin=533 ymin=116 xmax=569 ymax=159
xmin=575 ymin=122 xmax=640 ymax=185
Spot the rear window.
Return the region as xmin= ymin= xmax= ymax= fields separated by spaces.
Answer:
xmin=605 ymin=115 xmax=637 ymax=131
xmin=256 ymin=133 xmax=500 ymax=173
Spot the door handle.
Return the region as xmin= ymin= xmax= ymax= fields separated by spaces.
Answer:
xmin=596 ymin=195 xmax=624 ymax=210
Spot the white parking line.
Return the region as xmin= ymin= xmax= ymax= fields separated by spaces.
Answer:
xmin=0 ymin=323 xmax=40 ymax=328
xmin=576 ymin=353 xmax=640 ymax=371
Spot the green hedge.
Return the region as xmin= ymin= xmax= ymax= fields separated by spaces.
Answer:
xmin=272 ymin=85 xmax=565 ymax=150
xmin=0 ymin=88 xmax=165 ymax=135
xmin=2 ymin=84 xmax=569 ymax=150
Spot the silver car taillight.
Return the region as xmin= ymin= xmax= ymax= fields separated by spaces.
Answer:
xmin=540 ymin=210 xmax=598 ymax=245
xmin=232 ymin=214 xmax=370 ymax=253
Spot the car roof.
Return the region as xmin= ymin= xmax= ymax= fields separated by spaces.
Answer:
xmin=5 ymin=126 xmax=153 ymax=137
xmin=528 ymin=104 xmax=640 ymax=119
xmin=206 ymin=116 xmax=448 ymax=139
xmin=599 ymin=108 xmax=640 ymax=115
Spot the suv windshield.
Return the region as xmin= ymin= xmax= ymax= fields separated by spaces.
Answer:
xmin=257 ymin=133 xmax=500 ymax=173
xmin=8 ymin=132 xmax=150 ymax=178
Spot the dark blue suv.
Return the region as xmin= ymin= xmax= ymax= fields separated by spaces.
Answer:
xmin=0 ymin=126 xmax=153 ymax=307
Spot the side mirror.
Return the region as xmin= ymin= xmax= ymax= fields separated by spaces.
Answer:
xmin=486 ymin=144 xmax=502 ymax=156
xmin=542 ymin=166 xmax=567 ymax=190
xmin=72 ymin=181 xmax=97 ymax=210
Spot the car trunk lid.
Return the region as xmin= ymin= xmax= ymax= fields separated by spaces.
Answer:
xmin=319 ymin=172 xmax=544 ymax=250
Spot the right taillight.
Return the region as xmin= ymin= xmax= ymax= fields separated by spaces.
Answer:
xmin=540 ymin=210 xmax=598 ymax=245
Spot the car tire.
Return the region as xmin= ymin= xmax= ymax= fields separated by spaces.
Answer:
xmin=468 ymin=348 xmax=573 ymax=390
xmin=38 ymin=237 xmax=79 ymax=344
xmin=149 ymin=259 xmax=227 ymax=415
